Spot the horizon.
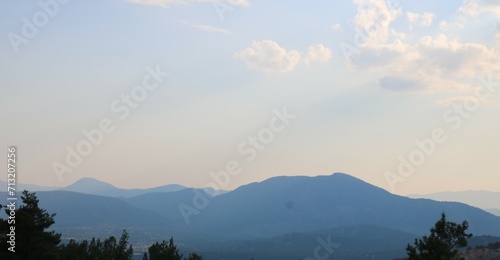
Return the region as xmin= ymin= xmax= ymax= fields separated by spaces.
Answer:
xmin=5 ymin=172 xmax=500 ymax=196
xmin=1 ymin=0 xmax=500 ymax=197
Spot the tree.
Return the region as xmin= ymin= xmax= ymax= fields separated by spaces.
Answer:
xmin=59 ymin=230 xmax=133 ymax=260
xmin=142 ymin=237 xmax=203 ymax=260
xmin=145 ymin=237 xmax=183 ymax=260
xmin=0 ymin=190 xmax=61 ymax=259
xmin=186 ymin=252 xmax=203 ymax=260
xmin=406 ymin=213 xmax=473 ymax=260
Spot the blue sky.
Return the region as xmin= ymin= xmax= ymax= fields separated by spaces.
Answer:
xmin=1 ymin=0 xmax=499 ymax=195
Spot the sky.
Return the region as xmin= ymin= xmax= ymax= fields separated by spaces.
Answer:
xmin=0 ymin=0 xmax=499 ymax=196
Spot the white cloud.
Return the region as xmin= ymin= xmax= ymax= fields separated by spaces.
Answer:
xmin=234 ymin=40 xmax=301 ymax=73
xmin=304 ymin=44 xmax=332 ymax=65
xmin=331 ymin=23 xmax=342 ymax=31
xmin=439 ymin=21 xmax=449 ymax=31
xmin=459 ymin=0 xmax=500 ymax=17
xmin=407 ymin=12 xmax=435 ymax=30
xmin=350 ymin=34 xmax=500 ymax=91
xmin=181 ymin=21 xmax=230 ymax=34
xmin=234 ymin=41 xmax=333 ymax=73
xmin=346 ymin=0 xmax=500 ymax=93
xmin=352 ymin=0 xmax=401 ymax=46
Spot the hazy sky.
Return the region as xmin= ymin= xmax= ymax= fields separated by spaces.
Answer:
xmin=1 ymin=0 xmax=499 ymax=195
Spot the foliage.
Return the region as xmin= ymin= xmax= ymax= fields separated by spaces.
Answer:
xmin=0 ymin=190 xmax=61 ymax=259
xmin=0 ymin=190 xmax=206 ymax=260
xmin=186 ymin=252 xmax=203 ymax=260
xmin=59 ymin=230 xmax=134 ymax=260
xmin=144 ymin=237 xmax=183 ymax=260
xmin=142 ymin=237 xmax=203 ymax=260
xmin=406 ymin=213 xmax=473 ymax=260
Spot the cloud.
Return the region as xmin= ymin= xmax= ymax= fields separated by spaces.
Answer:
xmin=234 ymin=40 xmax=301 ymax=73
xmin=331 ymin=23 xmax=342 ymax=31
xmin=407 ymin=12 xmax=435 ymax=30
xmin=304 ymin=44 xmax=332 ymax=65
xmin=459 ymin=0 xmax=500 ymax=17
xmin=352 ymin=0 xmax=401 ymax=46
xmin=181 ymin=21 xmax=230 ymax=34
xmin=345 ymin=0 xmax=500 ymax=93
xmin=351 ymin=34 xmax=500 ymax=91
xmin=128 ymin=0 xmax=249 ymax=8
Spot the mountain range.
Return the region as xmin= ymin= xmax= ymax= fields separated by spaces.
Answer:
xmin=0 ymin=178 xmax=186 ymax=198
xmin=1 ymin=173 xmax=500 ymax=259
xmin=409 ymin=190 xmax=500 ymax=217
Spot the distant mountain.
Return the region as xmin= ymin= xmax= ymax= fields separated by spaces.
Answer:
xmin=0 ymin=177 xmax=187 ymax=198
xmin=408 ymin=190 xmax=500 ymax=213
xmin=486 ymin=209 xmax=500 ymax=217
xmin=0 ymin=190 xmax=173 ymax=243
xmin=125 ymin=188 xmax=211 ymax=225
xmin=185 ymin=173 xmax=500 ymax=239
xmin=60 ymin=177 xmax=186 ymax=198
xmin=0 ymin=180 xmax=57 ymax=192
xmin=4 ymin=173 xmax=500 ymax=259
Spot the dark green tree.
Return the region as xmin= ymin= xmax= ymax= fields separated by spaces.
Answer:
xmin=58 ymin=239 xmax=89 ymax=259
xmin=115 ymin=230 xmax=134 ymax=259
xmin=59 ymin=230 xmax=133 ymax=260
xmin=406 ymin=213 xmax=473 ymax=260
xmin=0 ymin=190 xmax=61 ymax=259
xmin=186 ymin=252 xmax=203 ymax=260
xmin=142 ymin=237 xmax=203 ymax=260
xmin=146 ymin=237 xmax=183 ymax=260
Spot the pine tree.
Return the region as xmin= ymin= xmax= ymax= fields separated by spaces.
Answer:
xmin=146 ymin=237 xmax=183 ymax=260
xmin=406 ymin=213 xmax=472 ymax=260
xmin=0 ymin=190 xmax=61 ymax=259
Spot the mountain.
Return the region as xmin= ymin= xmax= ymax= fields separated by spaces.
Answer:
xmin=486 ymin=209 xmax=500 ymax=217
xmin=4 ymin=173 xmax=500 ymax=259
xmin=0 ymin=190 xmax=173 ymax=244
xmin=193 ymin=225 xmax=417 ymax=260
xmin=60 ymin=177 xmax=186 ymax=198
xmin=0 ymin=180 xmax=57 ymax=192
xmin=0 ymin=177 xmax=187 ymax=198
xmin=409 ymin=190 xmax=500 ymax=217
xmin=125 ymin=188 xmax=212 ymax=226
xmin=409 ymin=190 xmax=500 ymax=216
xmin=184 ymin=173 xmax=500 ymax=239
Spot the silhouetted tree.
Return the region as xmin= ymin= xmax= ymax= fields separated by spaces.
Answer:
xmin=59 ymin=230 xmax=133 ymax=260
xmin=145 ymin=237 xmax=183 ymax=260
xmin=0 ymin=190 xmax=61 ymax=259
xmin=186 ymin=252 xmax=203 ymax=260
xmin=143 ymin=237 xmax=203 ymax=260
xmin=406 ymin=213 xmax=472 ymax=260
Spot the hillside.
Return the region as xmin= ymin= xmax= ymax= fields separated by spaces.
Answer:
xmin=186 ymin=173 xmax=500 ymax=239
xmin=3 ymin=173 xmax=500 ymax=259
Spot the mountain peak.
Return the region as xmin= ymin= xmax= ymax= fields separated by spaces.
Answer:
xmin=63 ymin=177 xmax=116 ymax=193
